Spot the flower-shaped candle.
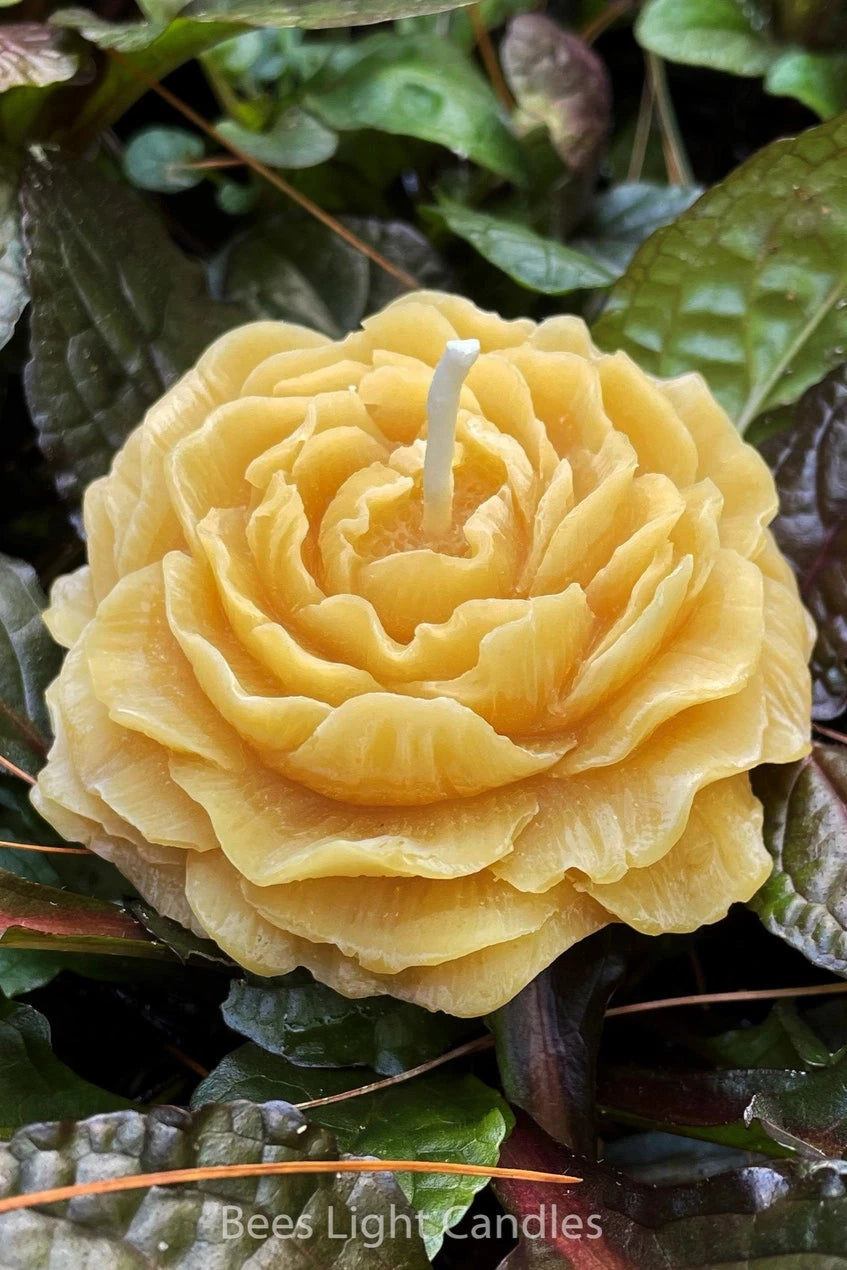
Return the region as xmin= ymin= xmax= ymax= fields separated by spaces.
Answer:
xmin=33 ymin=292 xmax=813 ymax=1016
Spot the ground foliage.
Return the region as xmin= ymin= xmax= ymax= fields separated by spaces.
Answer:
xmin=1 ymin=0 xmax=847 ymax=1266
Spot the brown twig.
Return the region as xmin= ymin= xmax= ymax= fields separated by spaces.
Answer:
xmin=165 ymin=1045 xmax=210 ymax=1079
xmin=295 ymin=1036 xmax=495 ymax=1111
xmin=0 ymin=754 xmax=36 ymax=785
xmin=645 ymin=52 xmax=694 ymax=187
xmin=627 ymin=71 xmax=655 ymax=182
xmin=179 ymin=155 xmax=244 ymax=172
xmin=0 ymin=839 xmax=88 ymax=855
xmin=606 ymin=982 xmax=847 ymax=1018
xmin=469 ymin=3 xmax=514 ymax=111
xmin=814 ymin=724 xmax=847 ymax=746
xmin=0 ymin=1159 xmax=581 ymax=1215
xmin=105 ymin=49 xmax=420 ymax=292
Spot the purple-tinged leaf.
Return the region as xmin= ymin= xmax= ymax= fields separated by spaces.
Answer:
xmin=761 ymin=364 xmax=847 ymax=720
xmin=751 ymin=745 xmax=847 ymax=977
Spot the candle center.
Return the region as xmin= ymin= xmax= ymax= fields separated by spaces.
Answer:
xmin=422 ymin=337 xmax=481 ymax=538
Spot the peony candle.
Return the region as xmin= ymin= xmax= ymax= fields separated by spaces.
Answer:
xmin=31 ymin=292 xmax=814 ymax=1017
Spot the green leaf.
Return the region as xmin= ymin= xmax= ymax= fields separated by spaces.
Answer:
xmin=21 ymin=150 xmax=247 ymax=508
xmin=766 ymin=49 xmax=847 ymax=119
xmin=304 ymin=33 xmax=527 ymax=184
xmin=217 ymin=107 xmax=338 ymax=168
xmin=489 ymin=928 xmax=634 ymax=1154
xmin=695 ymin=1002 xmax=837 ymax=1070
xmin=182 ymin=0 xmax=475 ymax=27
xmin=594 ymin=112 xmax=847 ymax=433
xmin=571 ymin=181 xmax=702 ymax=276
xmin=0 ymin=1099 xmax=430 ymax=1267
xmin=496 ymin=1114 xmax=847 ymax=1268
xmin=636 ymin=0 xmax=778 ymax=77
xmin=222 ymin=970 xmax=477 ymax=1075
xmin=193 ymin=1046 xmax=512 ymax=1256
xmin=0 ymin=162 xmax=27 ymax=353
xmin=759 ymin=365 xmax=847 ymax=720
xmin=0 ymin=552 xmax=60 ymax=773
xmin=129 ymin=900 xmax=234 ymax=967
xmin=0 ymin=997 xmax=130 ymax=1135
xmin=501 ymin=13 xmax=611 ymax=173
xmin=214 ymin=211 xmax=449 ymax=335
xmin=123 ymin=125 xmax=206 ymax=192
xmin=430 ymin=197 xmax=616 ymax=293
xmin=751 ymin=745 xmax=847 ymax=978
xmin=0 ymin=22 xmax=79 ymax=92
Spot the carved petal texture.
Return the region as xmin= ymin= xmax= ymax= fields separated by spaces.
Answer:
xmin=32 ymin=292 xmax=814 ymax=1015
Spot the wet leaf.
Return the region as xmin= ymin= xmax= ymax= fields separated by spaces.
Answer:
xmin=21 ymin=150 xmax=247 ymax=508
xmin=0 ymin=22 xmax=79 ymax=92
xmin=223 ymin=969 xmax=477 ymax=1075
xmin=303 ymin=34 xmax=527 ymax=184
xmin=760 ymin=365 xmax=847 ymax=719
xmin=594 ymin=111 xmax=847 ymax=432
xmin=751 ymin=746 xmax=847 ymax=976
xmin=501 ymin=13 xmax=611 ymax=173
xmin=495 ymin=1112 xmax=847 ymax=1268
xmin=489 ymin=928 xmax=634 ymax=1154
xmin=744 ymin=1049 xmax=847 ymax=1158
xmin=0 ymin=552 xmax=59 ymax=773
xmin=193 ymin=1046 xmax=512 ymax=1257
xmin=0 ymin=1099 xmax=430 ymax=1267
xmin=430 ymin=197 xmax=616 ymax=294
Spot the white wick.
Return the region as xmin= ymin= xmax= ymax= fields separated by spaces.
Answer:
xmin=422 ymin=337 xmax=480 ymax=537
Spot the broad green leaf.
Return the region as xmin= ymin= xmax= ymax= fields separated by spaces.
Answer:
xmin=489 ymin=928 xmax=634 ymax=1154
xmin=304 ymin=34 xmax=527 ymax=184
xmin=766 ymin=49 xmax=847 ymax=119
xmin=760 ymin=365 xmax=847 ymax=719
xmin=222 ymin=969 xmax=477 ymax=1074
xmin=0 ymin=1099 xmax=430 ymax=1267
xmin=594 ymin=112 xmax=847 ymax=433
xmin=183 ymin=0 xmax=475 ymax=26
xmin=431 ymin=197 xmax=616 ymax=293
xmin=21 ymin=150 xmax=247 ymax=508
xmin=636 ymin=0 xmax=778 ymax=77
xmin=0 ymin=22 xmax=79 ymax=91
xmin=694 ymin=1002 xmax=837 ymax=1070
xmin=496 ymin=1114 xmax=847 ymax=1268
xmin=214 ymin=211 xmax=449 ymax=335
xmin=0 ymin=164 xmax=27 ymax=353
xmin=193 ymin=1046 xmax=512 ymax=1256
xmin=752 ymin=746 xmax=847 ymax=976
xmin=501 ymin=13 xmax=611 ymax=173
xmin=123 ymin=125 xmax=206 ymax=192
xmin=0 ymin=552 xmax=59 ymax=773
xmin=571 ymin=181 xmax=702 ymax=276
xmin=217 ymin=107 xmax=338 ymax=168
xmin=0 ymin=997 xmax=130 ymax=1135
